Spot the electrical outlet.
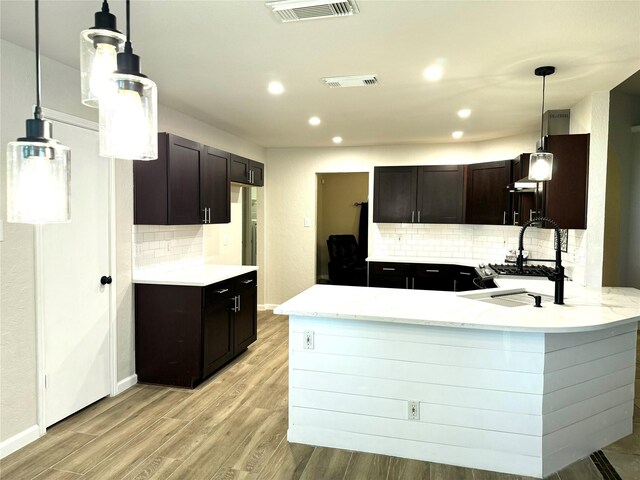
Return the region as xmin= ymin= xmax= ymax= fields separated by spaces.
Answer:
xmin=303 ymin=330 xmax=314 ymax=350
xmin=407 ymin=400 xmax=420 ymax=420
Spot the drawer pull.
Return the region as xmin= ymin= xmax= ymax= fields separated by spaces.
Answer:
xmin=425 ymin=269 xmax=439 ymax=273
xmin=382 ymin=268 xmax=396 ymax=271
xmin=460 ymin=272 xmax=472 ymax=276
xmin=241 ymin=279 xmax=254 ymax=284
xmin=214 ymin=288 xmax=229 ymax=294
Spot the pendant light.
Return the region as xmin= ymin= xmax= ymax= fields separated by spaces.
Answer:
xmin=528 ymin=66 xmax=555 ymax=181
xmin=99 ymin=0 xmax=157 ymax=160
xmin=80 ymin=1 xmax=126 ymax=108
xmin=6 ymin=0 xmax=71 ymax=224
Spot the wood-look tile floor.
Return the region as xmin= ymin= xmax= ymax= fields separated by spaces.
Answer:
xmin=2 ymin=312 xmax=639 ymax=480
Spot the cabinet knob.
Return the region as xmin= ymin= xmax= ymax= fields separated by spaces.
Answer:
xmin=100 ymin=275 xmax=112 ymax=285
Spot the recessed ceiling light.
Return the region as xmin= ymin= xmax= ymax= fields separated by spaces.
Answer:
xmin=423 ymin=65 xmax=443 ymax=82
xmin=332 ymin=136 xmax=343 ymax=144
xmin=452 ymin=131 xmax=464 ymax=139
xmin=309 ymin=116 xmax=321 ymax=126
xmin=457 ymin=109 xmax=471 ymax=119
xmin=268 ymin=81 xmax=284 ymax=95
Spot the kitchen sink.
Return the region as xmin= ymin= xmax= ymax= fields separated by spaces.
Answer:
xmin=461 ymin=289 xmax=555 ymax=307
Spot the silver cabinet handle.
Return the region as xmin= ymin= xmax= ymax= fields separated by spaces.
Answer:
xmin=237 ymin=294 xmax=241 ymax=311
xmin=513 ymin=211 xmax=519 ymax=225
xmin=241 ymin=279 xmax=253 ymax=284
xmin=417 ymin=210 xmax=421 ymax=223
xmin=425 ymin=269 xmax=439 ymax=273
xmin=530 ymin=209 xmax=535 ymax=221
xmin=405 ymin=277 xmax=409 ymax=289
xmin=382 ymin=268 xmax=395 ymax=271
xmin=453 ymin=279 xmax=457 ymax=292
xmin=214 ymin=288 xmax=229 ymax=294
xmin=460 ymin=271 xmax=472 ymax=276
xmin=411 ymin=211 xmax=415 ymax=223
xmin=233 ymin=295 xmax=238 ymax=312
xmin=411 ymin=277 xmax=415 ymax=289
xmin=202 ymin=208 xmax=207 ymax=223
xmin=503 ymin=211 xmax=507 ymax=225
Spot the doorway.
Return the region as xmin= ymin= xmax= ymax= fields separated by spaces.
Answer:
xmin=35 ymin=111 xmax=114 ymax=430
xmin=316 ymin=172 xmax=369 ymax=284
xmin=242 ymin=187 xmax=257 ymax=266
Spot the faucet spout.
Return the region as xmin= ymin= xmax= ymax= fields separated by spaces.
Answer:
xmin=517 ymin=217 xmax=565 ymax=305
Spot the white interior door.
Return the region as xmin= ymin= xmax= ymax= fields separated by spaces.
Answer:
xmin=40 ymin=119 xmax=111 ymax=427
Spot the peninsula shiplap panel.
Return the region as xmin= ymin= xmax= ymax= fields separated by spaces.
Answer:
xmin=542 ymin=384 xmax=634 ymax=434
xmin=290 ymin=316 xmax=544 ymax=352
xmin=543 ymin=322 xmax=636 ymax=352
xmin=290 ymin=332 xmax=544 ymax=372
xmin=291 ymin=388 xmax=541 ymax=435
xmin=542 ymin=367 xmax=635 ymax=413
xmin=543 ymin=332 xmax=636 ymax=372
xmin=290 ymin=407 xmax=542 ymax=457
xmin=543 ymin=349 xmax=636 ymax=392
xmin=289 ymin=370 xmax=543 ymax=415
xmin=290 ymin=351 xmax=544 ymax=393
xmin=288 ymin=425 xmax=542 ymax=478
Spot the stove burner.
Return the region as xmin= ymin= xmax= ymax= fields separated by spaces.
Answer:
xmin=488 ymin=263 xmax=555 ymax=277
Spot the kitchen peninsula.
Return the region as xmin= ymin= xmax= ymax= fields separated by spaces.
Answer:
xmin=275 ymin=279 xmax=640 ymax=478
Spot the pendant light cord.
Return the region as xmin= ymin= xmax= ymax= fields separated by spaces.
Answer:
xmin=539 ymin=74 xmax=546 ymax=151
xmin=124 ymin=0 xmax=132 ymax=54
xmin=34 ymin=0 xmax=42 ymax=120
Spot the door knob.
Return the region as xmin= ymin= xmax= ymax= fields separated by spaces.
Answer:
xmin=100 ymin=275 xmax=112 ymax=285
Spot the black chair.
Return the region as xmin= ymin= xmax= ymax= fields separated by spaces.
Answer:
xmin=326 ymin=234 xmax=367 ymax=286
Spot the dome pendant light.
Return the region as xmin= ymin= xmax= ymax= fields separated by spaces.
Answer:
xmin=80 ymin=0 xmax=126 ymax=108
xmin=529 ymin=66 xmax=555 ymax=182
xmin=6 ymin=0 xmax=71 ymax=224
xmin=99 ymin=0 xmax=157 ymax=160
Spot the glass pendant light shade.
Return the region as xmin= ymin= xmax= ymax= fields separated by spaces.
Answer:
xmin=7 ymin=136 xmax=70 ymax=224
xmin=529 ymin=151 xmax=554 ymax=181
xmin=99 ymin=73 xmax=157 ymax=160
xmin=80 ymin=28 xmax=125 ymax=107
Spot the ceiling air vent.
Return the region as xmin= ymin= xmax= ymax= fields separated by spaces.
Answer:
xmin=321 ymin=74 xmax=378 ymax=88
xmin=266 ymin=0 xmax=360 ymax=23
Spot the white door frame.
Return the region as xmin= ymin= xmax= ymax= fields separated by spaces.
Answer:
xmin=34 ymin=108 xmax=117 ymax=435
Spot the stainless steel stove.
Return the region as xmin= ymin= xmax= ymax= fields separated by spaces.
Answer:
xmin=488 ymin=263 xmax=555 ymax=277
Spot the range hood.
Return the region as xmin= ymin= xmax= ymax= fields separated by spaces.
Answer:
xmin=508 ymin=177 xmax=538 ymax=193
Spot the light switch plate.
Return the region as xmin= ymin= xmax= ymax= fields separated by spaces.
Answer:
xmin=304 ymin=218 xmax=311 ymax=227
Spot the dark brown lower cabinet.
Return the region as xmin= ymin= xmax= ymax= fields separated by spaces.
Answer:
xmin=369 ymin=262 xmax=485 ymax=292
xmin=135 ymin=271 xmax=257 ymax=388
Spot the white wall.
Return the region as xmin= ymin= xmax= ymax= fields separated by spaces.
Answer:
xmin=0 ymin=39 xmax=265 ymax=446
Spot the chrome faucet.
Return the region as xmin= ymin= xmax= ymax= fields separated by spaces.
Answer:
xmin=516 ymin=217 xmax=565 ymax=305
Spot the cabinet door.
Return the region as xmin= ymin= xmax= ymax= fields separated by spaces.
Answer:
xmin=201 ymin=147 xmax=230 ymax=224
xmin=203 ymin=282 xmax=234 ymax=378
xmin=544 ymin=134 xmax=589 ymax=229
xmin=413 ymin=264 xmax=453 ymax=291
xmin=373 ymin=167 xmax=417 ymax=223
xmin=167 ymin=135 xmax=202 ymax=224
xmin=417 ymin=165 xmax=463 ymax=223
xmin=234 ymin=273 xmax=257 ymax=354
xmin=452 ymin=266 xmax=477 ymax=292
xmin=465 ymin=161 xmax=511 ymax=225
xmin=230 ymin=154 xmax=250 ymax=184
xmin=249 ymin=160 xmax=264 ymax=187
xmin=134 ymin=134 xmax=169 ymax=224
xmin=369 ymin=262 xmax=412 ymax=289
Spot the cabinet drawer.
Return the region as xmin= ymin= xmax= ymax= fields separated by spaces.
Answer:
xmin=234 ymin=271 xmax=257 ymax=291
xmin=204 ymin=279 xmax=234 ymax=305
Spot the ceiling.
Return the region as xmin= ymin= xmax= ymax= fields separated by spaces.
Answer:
xmin=1 ymin=0 xmax=639 ymax=148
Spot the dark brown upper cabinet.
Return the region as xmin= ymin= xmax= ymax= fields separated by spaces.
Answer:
xmin=464 ymin=160 xmax=512 ymax=225
xmin=230 ymin=154 xmax=264 ymax=187
xmin=543 ymin=134 xmax=590 ymax=229
xmin=373 ymin=165 xmax=463 ymax=224
xmin=134 ymin=133 xmax=230 ymax=225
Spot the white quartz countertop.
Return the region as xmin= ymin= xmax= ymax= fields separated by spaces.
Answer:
xmin=275 ymin=279 xmax=640 ymax=333
xmin=132 ymin=264 xmax=258 ymax=287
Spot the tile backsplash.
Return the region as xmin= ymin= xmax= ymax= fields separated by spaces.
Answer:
xmin=373 ymin=223 xmax=587 ymax=283
xmin=133 ymin=225 xmax=204 ymax=270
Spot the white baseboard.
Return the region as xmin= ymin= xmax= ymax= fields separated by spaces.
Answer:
xmin=116 ymin=374 xmax=138 ymax=395
xmin=0 ymin=424 xmax=40 ymax=459
xmin=259 ymin=304 xmax=279 ymax=312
